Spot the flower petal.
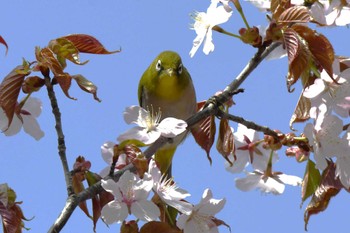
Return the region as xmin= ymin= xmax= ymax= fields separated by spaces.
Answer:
xmin=101 ymin=200 xmax=128 ymax=224
xmin=22 ymin=114 xmax=44 ymax=140
xmin=131 ymin=199 xmax=160 ymax=221
xmin=158 ymin=117 xmax=187 ymax=138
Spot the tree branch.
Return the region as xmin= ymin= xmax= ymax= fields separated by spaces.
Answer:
xmin=44 ymin=77 xmax=73 ymax=196
xmin=47 ymin=42 xmax=281 ymax=232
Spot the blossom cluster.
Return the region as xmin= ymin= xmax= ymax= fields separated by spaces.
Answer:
xmin=303 ymin=58 xmax=350 ymax=188
xmin=100 ymin=158 xmax=226 ymax=233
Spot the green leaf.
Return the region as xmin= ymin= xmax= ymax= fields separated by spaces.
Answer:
xmin=49 ymin=37 xmax=89 ymax=65
xmin=301 ymin=159 xmax=321 ymax=203
xmin=72 ymin=74 xmax=101 ymax=102
xmin=304 ymin=161 xmax=343 ymax=230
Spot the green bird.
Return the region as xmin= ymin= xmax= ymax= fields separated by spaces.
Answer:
xmin=138 ymin=51 xmax=197 ymax=175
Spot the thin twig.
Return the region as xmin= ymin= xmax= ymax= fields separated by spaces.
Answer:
xmin=217 ymin=109 xmax=279 ymax=138
xmin=44 ymin=77 xmax=73 ymax=196
xmin=48 ymin=42 xmax=280 ymax=232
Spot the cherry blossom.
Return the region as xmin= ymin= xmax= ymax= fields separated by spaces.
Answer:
xmin=117 ymin=105 xmax=187 ymax=145
xmin=0 ymin=97 xmax=44 ymax=140
xmin=311 ymin=0 xmax=350 ymax=26
xmin=101 ymin=170 xmax=160 ymax=224
xmin=177 ymin=189 xmax=226 ymax=233
xmin=148 ymin=159 xmax=193 ymax=214
xmin=235 ymin=170 xmax=302 ymax=194
xmin=189 ymin=0 xmax=232 ymax=57
xmin=225 ymin=123 xmax=276 ymax=173
xmin=99 ymin=141 xmax=127 ymax=177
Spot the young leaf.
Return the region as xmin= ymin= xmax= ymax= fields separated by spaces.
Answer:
xmin=278 ymin=6 xmax=310 ymax=24
xmin=22 ymin=76 xmax=45 ymax=94
xmin=270 ymin=0 xmax=291 ymax=21
xmin=63 ymin=34 xmax=121 ymax=54
xmin=283 ymin=28 xmax=310 ymax=89
xmin=301 ymin=159 xmax=321 ymax=203
xmin=216 ymin=118 xmax=234 ymax=164
xmin=72 ymin=74 xmax=101 ymax=102
xmin=292 ymin=25 xmax=334 ymax=79
xmin=0 ymin=35 xmax=8 ymax=55
xmin=304 ymin=162 xmax=343 ymax=230
xmin=289 ymin=92 xmax=311 ymax=130
xmin=86 ymin=171 xmax=102 ymax=232
xmin=191 ymin=101 xmax=216 ymax=164
xmin=0 ymin=184 xmax=30 ymax=233
xmin=0 ymin=65 xmax=30 ymax=127
xmin=49 ymin=37 xmax=89 ymax=65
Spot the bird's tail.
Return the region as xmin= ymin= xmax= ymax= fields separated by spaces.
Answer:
xmin=155 ymin=146 xmax=177 ymax=177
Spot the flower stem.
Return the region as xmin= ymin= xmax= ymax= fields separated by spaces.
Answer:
xmin=212 ymin=25 xmax=242 ymax=39
xmin=232 ymin=0 xmax=250 ymax=29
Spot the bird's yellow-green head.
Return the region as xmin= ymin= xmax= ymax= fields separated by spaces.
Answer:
xmin=138 ymin=50 xmax=192 ymax=103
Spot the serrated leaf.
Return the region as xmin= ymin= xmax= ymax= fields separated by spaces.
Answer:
xmin=0 ymin=35 xmax=8 ymax=55
xmin=72 ymin=74 xmax=101 ymax=102
xmin=278 ymin=6 xmax=310 ymax=23
xmin=302 ymin=159 xmax=321 ymax=203
xmin=216 ymin=118 xmax=234 ymax=164
xmin=271 ymin=0 xmax=291 ymax=20
xmin=283 ymin=28 xmax=311 ymax=89
xmin=49 ymin=38 xmax=89 ymax=65
xmin=86 ymin=171 xmax=102 ymax=232
xmin=63 ymin=34 xmax=121 ymax=54
xmin=304 ymin=162 xmax=343 ymax=230
xmin=191 ymin=101 xmax=216 ymax=164
xmin=0 ymin=65 xmax=29 ymax=127
xmin=0 ymin=184 xmax=29 ymax=233
xmin=290 ymin=92 xmax=311 ymax=130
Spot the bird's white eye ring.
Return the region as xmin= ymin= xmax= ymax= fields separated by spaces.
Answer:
xmin=156 ymin=60 xmax=162 ymax=71
xmin=178 ymin=63 xmax=183 ymax=74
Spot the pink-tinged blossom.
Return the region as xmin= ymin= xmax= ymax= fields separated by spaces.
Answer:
xmin=246 ymin=0 xmax=271 ymax=12
xmin=304 ymin=115 xmax=344 ymax=170
xmin=117 ymin=105 xmax=187 ymax=145
xmin=225 ymin=124 xmax=277 ymax=173
xmin=148 ymin=159 xmax=193 ymax=214
xmin=189 ymin=0 xmax=232 ymax=57
xmin=235 ymin=170 xmax=302 ymax=194
xmin=101 ymin=170 xmax=160 ymax=224
xmin=311 ymin=0 xmax=350 ymax=26
xmin=177 ymin=189 xmax=226 ymax=233
xmin=99 ymin=141 xmax=127 ymax=177
xmin=335 ymin=132 xmax=350 ymax=188
xmin=304 ymin=60 xmax=350 ymax=118
xmin=0 ymin=97 xmax=44 ymax=140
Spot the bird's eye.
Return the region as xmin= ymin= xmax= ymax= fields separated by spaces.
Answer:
xmin=156 ymin=60 xmax=162 ymax=71
xmin=178 ymin=63 xmax=183 ymax=74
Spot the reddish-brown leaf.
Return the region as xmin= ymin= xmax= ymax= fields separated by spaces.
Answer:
xmin=21 ymin=76 xmax=45 ymax=94
xmin=39 ymin=48 xmax=65 ymax=76
xmin=48 ymin=38 xmax=89 ymax=65
xmin=191 ymin=101 xmax=216 ymax=164
xmin=72 ymin=74 xmax=101 ymax=102
xmin=140 ymin=221 xmax=181 ymax=233
xmin=278 ymin=6 xmax=310 ymax=23
xmin=283 ymin=28 xmax=310 ymax=88
xmin=289 ymin=92 xmax=311 ymax=130
xmin=0 ymin=35 xmax=8 ymax=55
xmin=72 ymin=172 xmax=91 ymax=219
xmin=0 ymin=184 xmax=29 ymax=233
xmin=121 ymin=220 xmax=139 ymax=233
xmin=304 ymin=162 xmax=343 ymax=231
xmin=86 ymin=171 xmax=102 ymax=232
xmin=63 ymin=34 xmax=121 ymax=54
xmin=308 ymin=34 xmax=334 ymax=79
xmin=216 ymin=118 xmax=234 ymax=164
xmin=0 ymin=66 xmax=30 ymax=127
xmin=271 ymin=0 xmax=291 ymax=20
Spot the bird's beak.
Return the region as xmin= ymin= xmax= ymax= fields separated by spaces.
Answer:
xmin=166 ymin=68 xmax=176 ymax=77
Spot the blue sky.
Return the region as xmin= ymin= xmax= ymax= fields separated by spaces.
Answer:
xmin=1 ymin=1 xmax=349 ymax=233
